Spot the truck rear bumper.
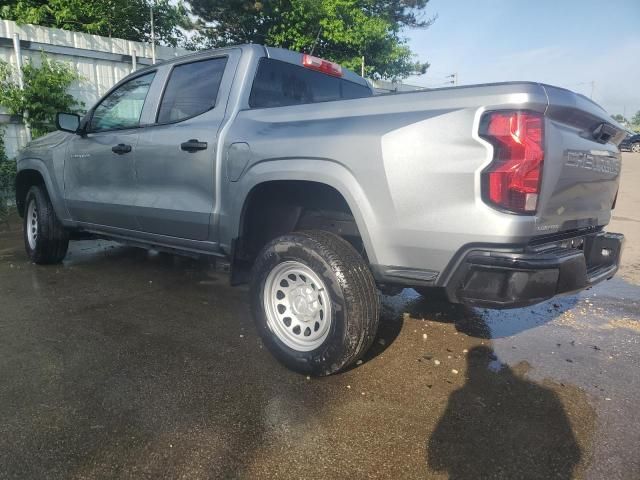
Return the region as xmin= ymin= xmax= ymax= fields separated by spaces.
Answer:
xmin=445 ymin=231 xmax=624 ymax=309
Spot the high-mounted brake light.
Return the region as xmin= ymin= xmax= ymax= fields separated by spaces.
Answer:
xmin=479 ymin=110 xmax=545 ymax=214
xmin=302 ymin=54 xmax=343 ymax=77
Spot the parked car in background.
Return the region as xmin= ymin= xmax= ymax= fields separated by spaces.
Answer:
xmin=619 ymin=133 xmax=640 ymax=152
xmin=14 ymin=45 xmax=625 ymax=376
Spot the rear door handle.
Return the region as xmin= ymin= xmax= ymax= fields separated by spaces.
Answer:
xmin=181 ymin=139 xmax=208 ymax=153
xmin=112 ymin=143 xmax=132 ymax=154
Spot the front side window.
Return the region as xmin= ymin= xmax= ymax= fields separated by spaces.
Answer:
xmin=90 ymin=72 xmax=155 ymax=132
xmin=157 ymin=57 xmax=228 ymax=123
xmin=249 ymin=58 xmax=372 ymax=108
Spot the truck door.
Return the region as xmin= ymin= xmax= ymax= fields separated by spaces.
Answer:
xmin=64 ymin=71 xmax=156 ymax=230
xmin=133 ymin=51 xmax=238 ymax=241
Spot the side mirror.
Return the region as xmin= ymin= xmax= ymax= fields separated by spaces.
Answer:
xmin=56 ymin=112 xmax=81 ymax=133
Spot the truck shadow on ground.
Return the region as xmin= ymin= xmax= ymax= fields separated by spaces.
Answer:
xmin=426 ymin=345 xmax=583 ymax=480
xmin=376 ymin=286 xmax=578 ymax=342
xmin=328 ymin=283 xmax=580 ymax=368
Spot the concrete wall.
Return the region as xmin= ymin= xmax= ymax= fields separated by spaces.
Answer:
xmin=0 ymin=20 xmax=188 ymax=158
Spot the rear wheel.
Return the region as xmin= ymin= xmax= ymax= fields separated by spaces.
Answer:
xmin=250 ymin=231 xmax=379 ymax=376
xmin=23 ymin=185 xmax=69 ymax=264
xmin=632 ymin=142 xmax=640 ymax=153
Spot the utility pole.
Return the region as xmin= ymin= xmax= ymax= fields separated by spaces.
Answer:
xmin=361 ymin=56 xmax=365 ymax=78
xmin=150 ymin=2 xmax=156 ymax=64
xmin=310 ymin=27 xmax=322 ymax=56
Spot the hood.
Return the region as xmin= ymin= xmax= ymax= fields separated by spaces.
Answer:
xmin=18 ymin=130 xmax=71 ymax=159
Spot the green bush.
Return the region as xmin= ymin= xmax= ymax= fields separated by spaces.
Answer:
xmin=0 ymin=133 xmax=16 ymax=222
xmin=0 ymin=53 xmax=84 ymax=137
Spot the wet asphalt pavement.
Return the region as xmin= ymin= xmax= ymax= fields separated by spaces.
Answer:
xmin=1 ymin=154 xmax=639 ymax=480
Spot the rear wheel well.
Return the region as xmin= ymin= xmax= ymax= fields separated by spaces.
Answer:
xmin=232 ymin=181 xmax=365 ymax=284
xmin=15 ymin=169 xmax=46 ymax=217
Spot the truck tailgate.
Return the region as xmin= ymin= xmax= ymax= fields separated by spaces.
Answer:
xmin=536 ymin=85 xmax=626 ymax=234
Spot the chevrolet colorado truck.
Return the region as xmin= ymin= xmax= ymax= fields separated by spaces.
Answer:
xmin=15 ymin=45 xmax=625 ymax=375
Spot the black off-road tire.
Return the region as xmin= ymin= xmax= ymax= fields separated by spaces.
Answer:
xmin=23 ymin=185 xmax=69 ymax=264
xmin=250 ymin=230 xmax=380 ymax=376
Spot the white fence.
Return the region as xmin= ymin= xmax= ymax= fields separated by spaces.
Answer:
xmin=0 ymin=19 xmax=188 ymax=158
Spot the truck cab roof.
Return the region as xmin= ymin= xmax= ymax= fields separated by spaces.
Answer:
xmin=137 ymin=44 xmax=370 ymax=89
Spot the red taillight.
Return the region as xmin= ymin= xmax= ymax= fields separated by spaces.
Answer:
xmin=302 ymin=54 xmax=343 ymax=77
xmin=480 ymin=111 xmax=545 ymax=214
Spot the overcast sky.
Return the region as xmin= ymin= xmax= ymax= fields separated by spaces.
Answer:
xmin=404 ymin=0 xmax=640 ymax=117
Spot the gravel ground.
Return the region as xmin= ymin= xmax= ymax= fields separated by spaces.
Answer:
xmin=0 ymin=153 xmax=638 ymax=480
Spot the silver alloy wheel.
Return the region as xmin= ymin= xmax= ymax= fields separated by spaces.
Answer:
xmin=263 ymin=260 xmax=332 ymax=352
xmin=26 ymin=198 xmax=39 ymax=250
xmin=632 ymin=143 xmax=640 ymax=153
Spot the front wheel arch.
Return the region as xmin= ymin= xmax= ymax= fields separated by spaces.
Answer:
xmin=15 ymin=169 xmax=46 ymax=217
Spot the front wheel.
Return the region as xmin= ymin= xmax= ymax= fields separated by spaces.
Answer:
xmin=250 ymin=231 xmax=380 ymax=376
xmin=632 ymin=142 xmax=640 ymax=153
xmin=23 ymin=185 xmax=69 ymax=264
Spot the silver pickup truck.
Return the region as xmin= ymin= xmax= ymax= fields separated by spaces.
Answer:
xmin=15 ymin=44 xmax=625 ymax=375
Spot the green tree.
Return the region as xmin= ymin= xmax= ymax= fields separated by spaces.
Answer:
xmin=632 ymin=110 xmax=640 ymax=128
xmin=0 ymin=0 xmax=189 ymax=47
xmin=0 ymin=53 xmax=83 ymax=138
xmin=185 ymin=0 xmax=434 ymax=79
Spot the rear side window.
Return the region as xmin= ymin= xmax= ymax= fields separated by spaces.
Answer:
xmin=157 ymin=57 xmax=228 ymax=123
xmin=249 ymin=58 xmax=371 ymax=108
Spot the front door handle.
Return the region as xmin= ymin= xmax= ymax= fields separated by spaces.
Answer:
xmin=181 ymin=139 xmax=208 ymax=153
xmin=112 ymin=143 xmax=132 ymax=155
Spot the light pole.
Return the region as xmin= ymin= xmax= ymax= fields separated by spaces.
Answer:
xmin=150 ymin=2 xmax=156 ymax=64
